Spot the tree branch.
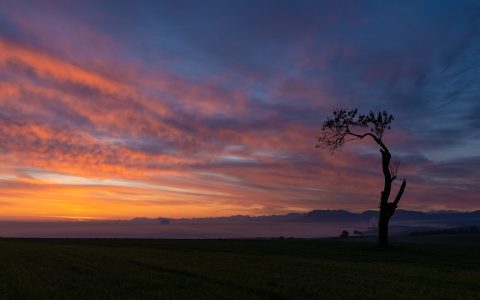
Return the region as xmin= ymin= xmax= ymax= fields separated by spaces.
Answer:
xmin=347 ymin=129 xmax=389 ymax=153
xmin=392 ymin=179 xmax=407 ymax=207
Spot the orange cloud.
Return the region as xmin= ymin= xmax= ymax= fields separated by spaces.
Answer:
xmin=0 ymin=11 xmax=478 ymax=221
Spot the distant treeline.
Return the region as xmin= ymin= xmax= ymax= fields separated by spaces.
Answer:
xmin=409 ymin=226 xmax=479 ymax=236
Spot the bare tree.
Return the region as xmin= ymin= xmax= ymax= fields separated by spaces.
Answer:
xmin=316 ymin=108 xmax=406 ymax=247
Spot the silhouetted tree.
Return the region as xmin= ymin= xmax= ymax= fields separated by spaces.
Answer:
xmin=316 ymin=109 xmax=406 ymax=247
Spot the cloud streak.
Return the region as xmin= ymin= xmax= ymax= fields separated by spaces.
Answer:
xmin=0 ymin=1 xmax=478 ymax=220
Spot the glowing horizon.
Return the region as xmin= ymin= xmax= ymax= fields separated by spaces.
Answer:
xmin=0 ymin=1 xmax=479 ymax=220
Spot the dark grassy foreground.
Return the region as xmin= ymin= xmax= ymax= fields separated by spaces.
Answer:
xmin=0 ymin=235 xmax=479 ymax=299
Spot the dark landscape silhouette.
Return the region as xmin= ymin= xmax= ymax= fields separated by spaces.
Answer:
xmin=1 ymin=209 xmax=478 ymax=239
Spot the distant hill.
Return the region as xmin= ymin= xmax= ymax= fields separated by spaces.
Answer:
xmin=130 ymin=217 xmax=170 ymax=224
xmin=171 ymin=209 xmax=480 ymax=224
xmin=0 ymin=209 xmax=478 ymax=239
xmin=409 ymin=225 xmax=479 ymax=236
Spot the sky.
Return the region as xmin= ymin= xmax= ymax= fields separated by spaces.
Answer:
xmin=0 ymin=0 xmax=479 ymax=220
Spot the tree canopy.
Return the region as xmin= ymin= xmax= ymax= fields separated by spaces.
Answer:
xmin=316 ymin=109 xmax=394 ymax=153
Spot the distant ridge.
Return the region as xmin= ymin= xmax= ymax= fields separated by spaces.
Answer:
xmin=0 ymin=209 xmax=478 ymax=239
xmin=156 ymin=209 xmax=480 ymax=224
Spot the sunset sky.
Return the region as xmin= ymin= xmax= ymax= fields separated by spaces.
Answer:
xmin=0 ymin=0 xmax=479 ymax=220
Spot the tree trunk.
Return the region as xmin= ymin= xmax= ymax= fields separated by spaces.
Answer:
xmin=377 ymin=183 xmax=406 ymax=247
xmin=377 ymin=149 xmax=407 ymax=247
xmin=378 ymin=149 xmax=392 ymax=247
xmin=378 ymin=213 xmax=389 ymax=247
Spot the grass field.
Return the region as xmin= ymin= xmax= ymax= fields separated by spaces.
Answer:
xmin=0 ymin=235 xmax=479 ymax=299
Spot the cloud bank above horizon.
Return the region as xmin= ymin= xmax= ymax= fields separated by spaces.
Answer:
xmin=0 ymin=0 xmax=479 ymax=220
